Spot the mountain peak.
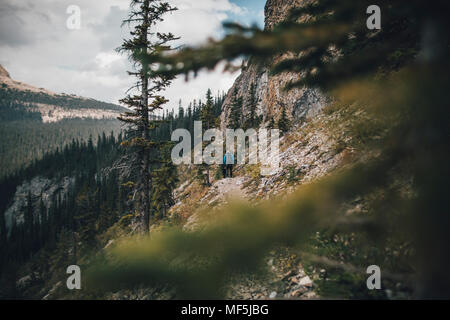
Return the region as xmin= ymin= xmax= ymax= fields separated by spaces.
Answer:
xmin=0 ymin=64 xmax=11 ymax=78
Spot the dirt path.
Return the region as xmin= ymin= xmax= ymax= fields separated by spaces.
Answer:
xmin=182 ymin=177 xmax=246 ymax=231
xmin=202 ymin=176 xmax=247 ymax=206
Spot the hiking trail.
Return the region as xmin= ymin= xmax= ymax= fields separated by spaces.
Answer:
xmin=203 ymin=176 xmax=247 ymax=206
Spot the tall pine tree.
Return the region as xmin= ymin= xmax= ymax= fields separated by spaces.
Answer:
xmin=151 ymin=145 xmax=179 ymax=219
xmin=118 ymin=0 xmax=178 ymax=234
xmin=244 ymin=82 xmax=260 ymax=129
xmin=277 ymin=103 xmax=290 ymax=134
xmin=197 ymin=89 xmax=216 ymax=186
xmin=229 ymin=87 xmax=243 ymax=129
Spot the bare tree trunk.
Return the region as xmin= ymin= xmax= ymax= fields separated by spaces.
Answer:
xmin=139 ymin=1 xmax=150 ymax=234
xmin=0 ymin=211 xmax=7 ymax=245
xmin=140 ymin=78 xmax=150 ymax=233
xmin=206 ymin=165 xmax=210 ymax=186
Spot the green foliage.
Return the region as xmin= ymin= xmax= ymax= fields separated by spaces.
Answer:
xmin=117 ymin=0 xmax=179 ymax=233
xmin=194 ymin=89 xmax=225 ymax=186
xmin=0 ymin=87 xmax=126 ymax=114
xmin=195 ymin=164 xmax=210 ymax=186
xmin=214 ymin=165 xmax=224 ymax=180
xmin=74 ymin=188 xmax=98 ymax=247
xmin=0 ymin=133 xmax=128 ymax=284
xmin=286 ymin=166 xmax=299 ymax=185
xmin=0 ymin=86 xmax=124 ymax=177
xmin=50 ymin=228 xmax=76 ymax=273
xmin=267 ymin=117 xmax=275 ymax=129
xmin=149 ymin=0 xmax=436 ymax=90
xmin=244 ymin=82 xmax=261 ymax=129
xmin=86 ymin=160 xmax=403 ymax=298
xmin=4 ymin=0 xmax=450 ymax=300
xmin=229 ymin=88 xmax=243 ymax=129
xmin=0 ymin=87 xmax=124 ymax=178
xmin=201 ymin=89 xmax=216 ymax=130
xmin=151 ymin=147 xmax=179 ymax=219
xmin=83 ymin=0 xmax=450 ymax=299
xmin=0 ymin=84 xmax=227 ymax=298
xmin=0 ymin=87 xmax=124 ymax=177
xmin=277 ymin=104 xmax=290 ymax=134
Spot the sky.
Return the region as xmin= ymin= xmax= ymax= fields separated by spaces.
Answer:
xmin=0 ymin=0 xmax=265 ymax=111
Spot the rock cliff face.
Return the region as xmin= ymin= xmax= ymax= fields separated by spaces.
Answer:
xmin=171 ymin=100 xmax=348 ymax=300
xmin=264 ymin=0 xmax=305 ymax=30
xmin=221 ymin=0 xmax=327 ymax=129
xmin=4 ymin=176 xmax=74 ymax=233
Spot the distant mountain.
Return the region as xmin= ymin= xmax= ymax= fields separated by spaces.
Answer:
xmin=0 ymin=64 xmax=127 ymax=123
xmin=0 ymin=65 xmax=10 ymax=78
xmin=0 ymin=64 xmax=55 ymax=96
xmin=0 ymin=64 xmax=127 ymax=177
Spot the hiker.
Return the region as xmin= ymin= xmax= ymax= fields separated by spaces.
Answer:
xmin=222 ymin=163 xmax=227 ymax=178
xmin=224 ymin=151 xmax=234 ymax=178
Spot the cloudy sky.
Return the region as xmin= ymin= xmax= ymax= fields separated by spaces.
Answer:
xmin=0 ymin=0 xmax=265 ymax=110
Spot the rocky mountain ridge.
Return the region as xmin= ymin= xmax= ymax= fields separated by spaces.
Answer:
xmin=0 ymin=64 xmax=126 ymax=123
xmin=7 ymin=0 xmax=356 ymax=301
xmin=264 ymin=0 xmax=306 ymax=31
xmin=221 ymin=0 xmax=327 ymax=129
xmin=168 ymin=107 xmax=349 ymax=299
xmin=1 ymin=64 xmax=57 ymax=96
xmin=0 ymin=64 xmax=11 ymax=78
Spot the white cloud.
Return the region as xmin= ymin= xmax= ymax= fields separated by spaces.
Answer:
xmin=164 ymin=62 xmax=239 ymax=111
xmin=0 ymin=0 xmax=247 ymax=109
xmin=95 ymin=52 xmax=122 ymax=69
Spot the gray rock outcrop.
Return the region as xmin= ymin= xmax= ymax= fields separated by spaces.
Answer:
xmin=221 ymin=0 xmax=328 ymax=129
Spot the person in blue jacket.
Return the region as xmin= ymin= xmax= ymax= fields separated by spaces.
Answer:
xmin=223 ymin=151 xmax=235 ymax=178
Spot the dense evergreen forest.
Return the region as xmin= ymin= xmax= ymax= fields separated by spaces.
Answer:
xmin=0 ymin=87 xmax=125 ymax=112
xmin=3 ymin=0 xmax=448 ymax=301
xmin=0 ymin=89 xmax=225 ymax=298
xmin=0 ymin=119 xmax=124 ymax=178
xmin=0 ymin=87 xmax=127 ymax=177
